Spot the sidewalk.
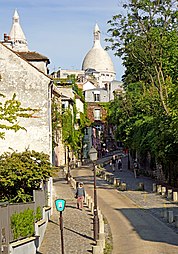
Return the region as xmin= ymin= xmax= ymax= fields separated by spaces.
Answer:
xmin=38 ymin=171 xmax=95 ymax=254
xmin=103 ymin=155 xmax=178 ymax=234
xmin=39 ymin=155 xmax=178 ymax=253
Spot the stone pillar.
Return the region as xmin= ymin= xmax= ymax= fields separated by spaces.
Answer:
xmin=162 ymin=208 xmax=168 ymax=219
xmin=99 ymin=233 xmax=105 ymax=249
xmin=167 ymin=189 xmax=173 ymax=200
xmin=174 ymin=215 xmax=178 ymax=228
xmin=153 ymin=183 xmax=157 ymax=192
xmin=120 ymin=182 xmax=127 ymax=191
xmin=99 ymin=217 xmax=104 ymax=234
xmin=167 ymin=210 xmax=174 ymax=223
xmin=92 ymin=245 xmax=102 ymax=254
xmin=85 ymin=193 xmax=88 ymax=204
xmin=96 ymin=240 xmax=104 ymax=253
xmin=161 ymin=187 xmax=166 ymax=197
xmin=138 ymin=182 xmax=144 ymax=191
xmin=115 ymin=178 xmax=121 ymax=186
xmin=157 ymin=185 xmax=162 ymax=194
xmin=173 ymin=192 xmax=178 ymax=202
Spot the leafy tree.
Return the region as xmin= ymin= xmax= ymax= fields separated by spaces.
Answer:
xmin=106 ymin=0 xmax=178 ymax=185
xmin=106 ymin=0 xmax=178 ymax=114
xmin=0 ymin=93 xmax=38 ymax=139
xmin=0 ymin=150 xmax=52 ymax=202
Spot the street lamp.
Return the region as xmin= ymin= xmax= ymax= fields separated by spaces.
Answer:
xmin=67 ymin=146 xmax=70 ymax=183
xmin=89 ymin=146 xmax=99 ymax=241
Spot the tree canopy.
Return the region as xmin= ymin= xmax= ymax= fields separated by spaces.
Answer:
xmin=106 ymin=0 xmax=178 ymax=185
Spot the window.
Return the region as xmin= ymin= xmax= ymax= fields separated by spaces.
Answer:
xmin=93 ymin=91 xmax=100 ymax=102
xmin=94 ymin=93 xmax=100 ymax=102
xmin=94 ymin=109 xmax=101 ymax=120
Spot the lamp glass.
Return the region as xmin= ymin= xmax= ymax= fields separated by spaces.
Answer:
xmin=89 ymin=147 xmax=98 ymax=161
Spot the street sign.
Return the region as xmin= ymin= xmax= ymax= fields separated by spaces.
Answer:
xmin=55 ymin=199 xmax=66 ymax=212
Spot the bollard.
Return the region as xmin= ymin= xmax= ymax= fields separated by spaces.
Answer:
xmin=85 ymin=193 xmax=88 ymax=204
xmin=138 ymin=182 xmax=144 ymax=191
xmin=175 ymin=215 xmax=178 ymax=228
xmin=89 ymin=198 xmax=93 ymax=210
xmin=99 ymin=233 xmax=105 ymax=249
xmin=91 ymin=201 xmax=94 ymax=214
xmin=99 ymin=218 xmax=105 ymax=234
xmin=163 ymin=208 xmax=168 ymax=219
xmin=153 ymin=183 xmax=157 ymax=192
xmin=161 ymin=187 xmax=166 ymax=197
xmin=106 ymin=174 xmax=110 ymax=182
xmin=167 ymin=189 xmax=173 ymax=200
xmin=167 ymin=210 xmax=174 ymax=223
xmin=115 ymin=178 xmax=121 ymax=187
xmin=92 ymin=245 xmax=102 ymax=254
xmin=120 ymin=182 xmax=127 ymax=191
xmin=173 ymin=192 xmax=178 ymax=202
xmin=96 ymin=240 xmax=104 ymax=253
xmin=87 ymin=196 xmax=91 ymax=207
xmin=110 ymin=176 xmax=114 ymax=184
xmin=157 ymin=185 xmax=162 ymax=194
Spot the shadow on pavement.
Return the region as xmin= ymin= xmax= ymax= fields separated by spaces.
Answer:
xmin=64 ymin=226 xmax=94 ymax=241
xmin=115 ymin=207 xmax=178 ymax=247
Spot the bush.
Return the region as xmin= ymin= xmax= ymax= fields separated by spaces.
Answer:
xmin=11 ymin=206 xmax=42 ymax=240
xmin=11 ymin=208 xmax=35 ymax=240
xmin=0 ymin=150 xmax=53 ymax=202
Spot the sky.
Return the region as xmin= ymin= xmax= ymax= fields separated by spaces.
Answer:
xmin=0 ymin=0 xmax=125 ymax=80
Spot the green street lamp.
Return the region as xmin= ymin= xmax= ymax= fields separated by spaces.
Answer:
xmin=89 ymin=146 xmax=99 ymax=241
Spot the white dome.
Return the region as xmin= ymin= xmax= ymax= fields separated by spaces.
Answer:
xmin=82 ymin=47 xmax=115 ymax=73
xmin=82 ymin=24 xmax=115 ymax=74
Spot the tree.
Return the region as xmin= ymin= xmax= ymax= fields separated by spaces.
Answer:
xmin=0 ymin=93 xmax=38 ymax=139
xmin=0 ymin=150 xmax=52 ymax=202
xmin=106 ymin=0 xmax=178 ymax=185
xmin=106 ymin=0 xmax=178 ymax=114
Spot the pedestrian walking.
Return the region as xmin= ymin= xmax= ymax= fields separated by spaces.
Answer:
xmin=118 ymin=157 xmax=122 ymax=171
xmin=111 ymin=155 xmax=116 ymax=172
xmin=75 ymin=182 xmax=85 ymax=210
xmin=133 ymin=159 xmax=138 ymax=178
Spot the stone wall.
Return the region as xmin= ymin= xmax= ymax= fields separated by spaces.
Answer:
xmin=0 ymin=43 xmax=52 ymax=159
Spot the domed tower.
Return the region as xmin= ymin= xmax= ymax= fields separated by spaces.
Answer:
xmin=9 ymin=9 xmax=28 ymax=52
xmin=82 ymin=24 xmax=116 ymax=88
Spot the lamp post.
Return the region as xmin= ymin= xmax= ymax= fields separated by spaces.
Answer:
xmin=67 ymin=146 xmax=70 ymax=183
xmin=89 ymin=146 xmax=99 ymax=241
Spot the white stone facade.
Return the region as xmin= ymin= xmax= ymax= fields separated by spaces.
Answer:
xmin=0 ymin=43 xmax=52 ymax=160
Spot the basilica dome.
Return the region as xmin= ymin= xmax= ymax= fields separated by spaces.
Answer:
xmin=82 ymin=24 xmax=115 ymax=74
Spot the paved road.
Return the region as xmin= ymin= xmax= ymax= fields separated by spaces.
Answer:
xmin=72 ymin=157 xmax=178 ymax=254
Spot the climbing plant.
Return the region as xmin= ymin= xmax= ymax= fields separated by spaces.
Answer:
xmin=0 ymin=93 xmax=38 ymax=139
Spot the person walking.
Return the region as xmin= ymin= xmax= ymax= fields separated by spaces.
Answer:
xmin=111 ymin=155 xmax=116 ymax=172
xmin=133 ymin=159 xmax=138 ymax=178
xmin=118 ymin=157 xmax=122 ymax=171
xmin=75 ymin=182 xmax=85 ymax=210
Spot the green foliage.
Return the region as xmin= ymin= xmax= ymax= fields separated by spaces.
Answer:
xmin=52 ymin=77 xmax=89 ymax=156
xmin=0 ymin=93 xmax=38 ymax=139
xmin=11 ymin=206 xmax=42 ymax=240
xmin=35 ymin=206 xmax=42 ymax=221
xmin=0 ymin=150 xmax=52 ymax=202
xmin=11 ymin=208 xmax=35 ymax=240
xmin=106 ymin=0 xmax=178 ymax=185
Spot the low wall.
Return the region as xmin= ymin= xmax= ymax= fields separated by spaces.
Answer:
xmin=9 ymin=207 xmax=51 ymax=254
